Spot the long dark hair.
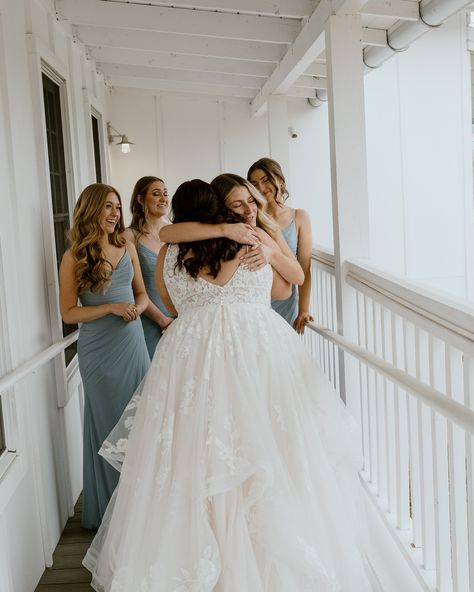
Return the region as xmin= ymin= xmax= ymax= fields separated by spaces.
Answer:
xmin=171 ymin=179 xmax=242 ymax=279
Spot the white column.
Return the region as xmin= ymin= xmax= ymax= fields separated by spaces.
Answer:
xmin=325 ymin=12 xmax=370 ymax=406
xmin=267 ymin=95 xmax=290 ymax=183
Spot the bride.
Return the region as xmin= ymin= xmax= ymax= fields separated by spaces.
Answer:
xmin=83 ymin=179 xmax=373 ymax=591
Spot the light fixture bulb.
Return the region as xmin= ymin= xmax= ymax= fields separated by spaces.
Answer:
xmin=121 ymin=142 xmax=131 ymax=154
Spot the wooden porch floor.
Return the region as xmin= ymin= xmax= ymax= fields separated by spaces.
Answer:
xmin=35 ymin=496 xmax=94 ymax=592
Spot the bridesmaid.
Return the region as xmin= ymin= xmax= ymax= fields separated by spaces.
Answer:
xmin=248 ymin=158 xmax=313 ymax=334
xmin=59 ymin=183 xmax=150 ymax=529
xmin=123 ymin=176 xmax=174 ymax=358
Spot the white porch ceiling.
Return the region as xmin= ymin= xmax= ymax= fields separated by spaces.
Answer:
xmin=56 ymin=0 xmax=424 ymax=106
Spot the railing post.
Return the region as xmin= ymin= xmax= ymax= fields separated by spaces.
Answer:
xmin=325 ymin=12 xmax=370 ymax=413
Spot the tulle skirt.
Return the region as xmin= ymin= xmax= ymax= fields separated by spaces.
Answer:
xmin=83 ymin=303 xmax=373 ymax=591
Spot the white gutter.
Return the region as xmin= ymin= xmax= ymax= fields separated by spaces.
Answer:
xmin=364 ymin=0 xmax=472 ymax=68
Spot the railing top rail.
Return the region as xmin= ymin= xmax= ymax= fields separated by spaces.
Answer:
xmin=307 ymin=321 xmax=474 ymax=435
xmin=312 ymin=246 xmax=335 ymax=270
xmin=345 ymin=260 xmax=474 ymax=344
xmin=0 ymin=330 xmax=79 ymax=395
xmin=310 ymin=248 xmax=474 ymax=344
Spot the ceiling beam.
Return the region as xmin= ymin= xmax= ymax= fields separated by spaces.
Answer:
xmin=286 ymin=86 xmax=318 ymax=98
xmin=361 ymin=0 xmax=419 ymax=21
xmin=98 ymin=62 xmax=264 ymax=88
xmin=102 ymin=0 xmax=317 ymax=19
xmin=109 ymin=75 xmax=257 ymax=98
xmin=88 ymin=47 xmax=274 ymax=77
xmin=74 ymin=26 xmax=286 ymax=62
xmin=304 ymin=62 xmax=327 ymax=76
xmin=57 ymin=0 xmax=301 ymax=43
xmin=251 ymin=0 xmax=345 ymax=116
xmin=362 ymin=27 xmax=387 ymax=47
xmin=295 ymin=75 xmax=327 ymax=89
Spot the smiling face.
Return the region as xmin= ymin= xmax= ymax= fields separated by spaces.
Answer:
xmin=140 ymin=180 xmax=169 ymax=219
xmin=248 ymin=168 xmax=280 ymax=204
xmin=99 ymin=192 xmax=122 ymax=234
xmin=225 ymin=185 xmax=258 ymax=227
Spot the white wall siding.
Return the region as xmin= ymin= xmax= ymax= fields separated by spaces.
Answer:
xmin=0 ymin=0 xmax=109 ymax=589
xmin=365 ymin=13 xmax=474 ymax=301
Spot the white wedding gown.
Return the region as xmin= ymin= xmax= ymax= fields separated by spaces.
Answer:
xmin=83 ymin=244 xmax=373 ymax=591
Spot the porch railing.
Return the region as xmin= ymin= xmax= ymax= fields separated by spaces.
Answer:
xmin=304 ymin=248 xmax=474 ymax=592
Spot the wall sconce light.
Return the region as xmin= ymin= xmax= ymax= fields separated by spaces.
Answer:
xmin=107 ymin=122 xmax=134 ymax=154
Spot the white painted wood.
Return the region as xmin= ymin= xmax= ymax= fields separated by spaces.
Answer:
xmin=267 ymin=95 xmax=290 ymax=183
xmin=374 ymin=301 xmax=388 ymax=503
xmin=362 ymin=27 xmax=387 ymax=46
xmin=429 ymin=337 xmax=452 ymax=591
xmin=345 ymin=261 xmax=474 ymax=352
xmin=325 ymin=11 xmax=370 ymax=409
xmin=295 ymin=75 xmax=327 ymax=89
xmin=0 ymin=332 xmax=78 ymax=396
xmin=75 ymin=25 xmax=287 ymax=63
xmin=100 ymin=62 xmax=264 ymax=89
xmin=445 ymin=346 xmax=469 ymax=590
xmin=286 ymin=86 xmax=318 ymax=98
xmin=89 ymin=47 xmax=274 ymax=77
xmin=57 ymin=0 xmax=301 ymax=44
xmin=464 ymin=355 xmax=474 ymax=590
xmin=361 ymin=0 xmax=419 ymax=21
xmin=415 ymin=329 xmax=436 ymax=570
xmin=303 ymin=62 xmax=327 ymax=76
xmin=305 ymin=320 xmax=474 ymax=434
xmin=251 ymin=0 xmax=338 ymax=115
xmin=101 ymin=0 xmax=317 ymax=19
xmin=110 ymin=75 xmax=257 ymax=97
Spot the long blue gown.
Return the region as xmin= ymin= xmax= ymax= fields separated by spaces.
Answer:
xmin=78 ymin=249 xmax=150 ymax=529
xmin=271 ymin=218 xmax=299 ymax=325
xmin=137 ymin=242 xmax=174 ymax=358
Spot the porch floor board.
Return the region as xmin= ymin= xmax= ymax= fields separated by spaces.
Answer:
xmin=35 ymin=496 xmax=94 ymax=591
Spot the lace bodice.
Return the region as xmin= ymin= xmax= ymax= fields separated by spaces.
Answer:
xmin=163 ymin=244 xmax=272 ymax=314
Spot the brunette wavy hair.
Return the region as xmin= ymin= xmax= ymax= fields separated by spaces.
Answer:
xmin=210 ymin=173 xmax=279 ymax=237
xmin=247 ymin=157 xmax=289 ymax=206
xmin=129 ymin=175 xmax=166 ymax=238
xmin=171 ymin=179 xmax=242 ymax=279
xmin=69 ymin=183 xmax=125 ymax=294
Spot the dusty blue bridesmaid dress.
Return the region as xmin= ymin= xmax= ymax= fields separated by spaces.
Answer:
xmin=137 ymin=242 xmax=174 ymax=358
xmin=271 ymin=218 xmax=299 ymax=325
xmin=78 ymin=249 xmax=150 ymax=529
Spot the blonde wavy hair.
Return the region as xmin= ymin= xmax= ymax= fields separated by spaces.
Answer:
xmin=69 ymin=183 xmax=125 ymax=294
xmin=210 ymin=173 xmax=279 ymax=238
xmin=129 ymin=176 xmax=165 ymax=239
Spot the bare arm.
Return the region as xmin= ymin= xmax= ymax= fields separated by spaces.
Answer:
xmin=271 ymin=268 xmax=292 ymax=300
xmin=293 ymin=210 xmax=314 ymax=334
xmin=143 ymin=300 xmax=173 ymax=329
xmin=242 ymin=228 xmax=304 ymax=285
xmin=159 ymin=222 xmax=259 ymax=246
xmin=128 ymin=242 xmax=149 ymax=314
xmin=59 ymin=250 xmax=139 ymax=324
xmin=156 ymin=244 xmax=178 ymax=316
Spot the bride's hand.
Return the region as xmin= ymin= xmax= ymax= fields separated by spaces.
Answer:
xmin=223 ymin=223 xmax=260 ymax=246
xmin=240 ymin=243 xmax=272 ymax=271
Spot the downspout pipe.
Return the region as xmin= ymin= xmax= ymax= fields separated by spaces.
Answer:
xmin=307 ymin=89 xmax=328 ymax=107
xmin=364 ymin=0 xmax=472 ymax=68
